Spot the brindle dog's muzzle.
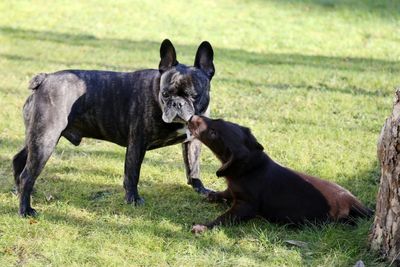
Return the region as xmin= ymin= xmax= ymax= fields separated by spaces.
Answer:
xmin=162 ymin=98 xmax=194 ymax=123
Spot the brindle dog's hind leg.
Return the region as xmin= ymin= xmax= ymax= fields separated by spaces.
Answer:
xmin=18 ymin=100 xmax=69 ymax=216
xmin=12 ymin=147 xmax=27 ymax=189
xmin=13 ymin=94 xmax=34 ymax=191
xmin=19 ymin=123 xmax=66 ymax=216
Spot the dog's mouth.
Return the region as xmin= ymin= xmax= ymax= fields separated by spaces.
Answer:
xmin=161 ymin=98 xmax=195 ymax=123
xmin=162 ymin=111 xmax=193 ymax=123
xmin=187 ymin=115 xmax=195 ymax=133
xmin=187 ymin=115 xmax=201 ymax=138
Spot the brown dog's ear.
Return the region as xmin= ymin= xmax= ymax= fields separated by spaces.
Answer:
xmin=216 ymin=148 xmax=249 ymax=177
xmin=242 ymin=127 xmax=264 ymax=151
xmin=159 ymin=39 xmax=178 ymax=73
xmin=194 ymin=41 xmax=215 ymax=80
xmin=254 ymin=141 xmax=264 ymax=151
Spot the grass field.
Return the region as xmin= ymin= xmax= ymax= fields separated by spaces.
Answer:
xmin=1 ymin=0 xmax=399 ymax=266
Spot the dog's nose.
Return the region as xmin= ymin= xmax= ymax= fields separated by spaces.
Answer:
xmin=188 ymin=115 xmax=201 ymax=134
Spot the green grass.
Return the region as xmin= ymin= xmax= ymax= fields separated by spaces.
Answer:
xmin=1 ymin=0 xmax=399 ymax=266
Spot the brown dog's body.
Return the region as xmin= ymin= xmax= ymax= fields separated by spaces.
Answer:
xmin=188 ymin=116 xmax=372 ymax=233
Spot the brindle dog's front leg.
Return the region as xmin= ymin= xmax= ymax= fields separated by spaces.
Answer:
xmin=182 ymin=139 xmax=211 ymax=195
xmin=124 ymin=140 xmax=146 ymax=206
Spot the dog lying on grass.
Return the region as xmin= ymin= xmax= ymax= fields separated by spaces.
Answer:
xmin=187 ymin=115 xmax=373 ymax=233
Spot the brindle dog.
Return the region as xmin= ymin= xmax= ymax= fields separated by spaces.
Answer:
xmin=13 ymin=39 xmax=215 ymax=217
xmin=188 ymin=115 xmax=372 ymax=233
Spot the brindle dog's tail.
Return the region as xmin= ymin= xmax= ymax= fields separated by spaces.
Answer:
xmin=28 ymin=73 xmax=47 ymax=90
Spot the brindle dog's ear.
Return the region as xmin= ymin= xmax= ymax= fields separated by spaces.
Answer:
xmin=216 ymin=148 xmax=249 ymax=177
xmin=194 ymin=41 xmax=215 ymax=80
xmin=159 ymin=39 xmax=178 ymax=73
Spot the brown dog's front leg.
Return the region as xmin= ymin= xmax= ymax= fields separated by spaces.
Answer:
xmin=206 ymin=189 xmax=233 ymax=203
xmin=192 ymin=201 xmax=256 ymax=233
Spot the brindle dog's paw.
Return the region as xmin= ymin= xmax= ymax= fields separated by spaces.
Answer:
xmin=125 ymin=193 xmax=145 ymax=206
xmin=191 ymin=224 xmax=208 ymax=234
xmin=19 ymin=207 xmax=37 ymax=217
xmin=11 ymin=186 xmax=19 ymax=196
xmin=134 ymin=197 xmax=145 ymax=206
xmin=191 ymin=178 xmax=213 ymax=195
xmin=196 ymin=187 xmax=213 ymax=196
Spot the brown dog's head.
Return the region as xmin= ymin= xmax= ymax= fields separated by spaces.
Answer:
xmin=188 ymin=115 xmax=264 ymax=177
xmin=158 ymin=39 xmax=214 ymax=123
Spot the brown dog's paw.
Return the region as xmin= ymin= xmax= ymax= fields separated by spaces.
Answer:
xmin=191 ymin=224 xmax=208 ymax=234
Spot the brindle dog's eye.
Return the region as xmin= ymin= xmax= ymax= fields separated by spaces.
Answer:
xmin=162 ymin=91 xmax=170 ymax=98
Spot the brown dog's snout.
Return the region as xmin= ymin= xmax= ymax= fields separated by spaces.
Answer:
xmin=188 ymin=115 xmax=200 ymax=131
xmin=188 ymin=115 xmax=206 ymax=136
xmin=190 ymin=115 xmax=202 ymax=122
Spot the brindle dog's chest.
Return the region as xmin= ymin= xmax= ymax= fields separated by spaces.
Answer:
xmin=147 ymin=124 xmax=188 ymax=150
xmin=63 ymin=111 xmax=188 ymax=150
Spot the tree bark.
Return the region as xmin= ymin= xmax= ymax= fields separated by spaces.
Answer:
xmin=370 ymin=89 xmax=400 ymax=265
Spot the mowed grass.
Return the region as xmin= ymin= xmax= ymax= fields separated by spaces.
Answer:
xmin=0 ymin=0 xmax=399 ymax=266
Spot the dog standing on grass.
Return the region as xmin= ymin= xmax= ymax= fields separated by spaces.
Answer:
xmin=188 ymin=115 xmax=373 ymax=233
xmin=13 ymin=39 xmax=215 ymax=217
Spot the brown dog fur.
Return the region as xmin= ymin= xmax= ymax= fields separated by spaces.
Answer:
xmin=188 ymin=115 xmax=372 ymax=233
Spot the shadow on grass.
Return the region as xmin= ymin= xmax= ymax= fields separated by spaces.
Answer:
xmin=1 ymin=134 xmax=378 ymax=216
xmin=338 ymin=161 xmax=380 ymax=209
xmin=1 ymin=26 xmax=399 ymax=75
xmin=0 ymin=199 xmax=290 ymax=265
xmin=1 ymin=170 xmax=379 ymax=265
xmin=1 ymin=134 xmax=381 ymax=266
xmin=0 ymin=53 xmax=133 ymax=71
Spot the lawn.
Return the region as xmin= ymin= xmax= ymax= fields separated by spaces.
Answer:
xmin=1 ymin=0 xmax=399 ymax=266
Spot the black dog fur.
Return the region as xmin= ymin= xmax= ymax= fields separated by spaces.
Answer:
xmin=13 ymin=39 xmax=215 ymax=217
xmin=188 ymin=116 xmax=373 ymax=233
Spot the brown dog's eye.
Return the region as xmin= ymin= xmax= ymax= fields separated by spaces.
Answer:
xmin=209 ymin=129 xmax=217 ymax=139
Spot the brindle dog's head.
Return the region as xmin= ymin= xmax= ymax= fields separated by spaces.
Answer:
xmin=158 ymin=39 xmax=214 ymax=123
xmin=188 ymin=115 xmax=264 ymax=177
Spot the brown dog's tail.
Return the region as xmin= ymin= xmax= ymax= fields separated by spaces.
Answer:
xmin=28 ymin=73 xmax=47 ymax=90
xmin=349 ymin=201 xmax=374 ymax=220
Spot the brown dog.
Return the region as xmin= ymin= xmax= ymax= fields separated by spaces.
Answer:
xmin=188 ymin=115 xmax=372 ymax=233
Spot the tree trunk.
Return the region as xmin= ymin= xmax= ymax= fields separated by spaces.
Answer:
xmin=370 ymin=89 xmax=400 ymax=265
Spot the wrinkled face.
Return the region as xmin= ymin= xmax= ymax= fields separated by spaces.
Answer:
xmin=159 ymin=66 xmax=210 ymax=123
xmin=157 ymin=39 xmax=215 ymax=123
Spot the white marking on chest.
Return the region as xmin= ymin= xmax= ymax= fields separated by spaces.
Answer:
xmin=176 ymin=125 xmax=194 ymax=143
xmin=176 ymin=126 xmax=187 ymax=135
